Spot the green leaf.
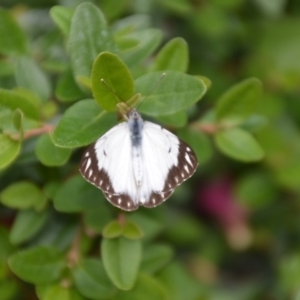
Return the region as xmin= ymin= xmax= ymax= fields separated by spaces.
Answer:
xmin=234 ymin=171 xmax=277 ymax=209
xmin=112 ymin=15 xmax=151 ymax=35
xmin=101 ymin=237 xmax=142 ymax=290
xmin=35 ymin=134 xmax=72 ymax=166
xmin=178 ymin=128 xmax=212 ymax=164
xmin=0 ymin=134 xmax=20 ymax=169
xmin=141 ymin=244 xmax=173 ymax=274
xmin=102 ymin=221 xmax=123 ymax=239
xmin=0 ymin=88 xmax=39 ymax=120
xmin=216 ymin=78 xmax=263 ymax=125
xmin=55 ymin=68 xmax=87 ymax=102
xmin=156 ymin=111 xmax=187 ymax=128
xmin=158 ymin=262 xmax=202 ymax=300
xmin=121 ymin=29 xmax=163 ymax=67
xmin=69 ymin=2 xmax=117 ymax=80
xmin=0 ymin=280 xmax=18 ymax=300
xmin=92 ymin=52 xmax=134 ymax=111
xmin=8 ymin=246 xmax=66 ymax=284
xmin=15 ymin=56 xmax=51 ymax=101
xmin=50 ymin=6 xmax=74 ymax=36
xmin=52 ymin=99 xmax=116 ymax=148
xmin=123 ymin=221 xmax=144 ymax=240
xmin=0 ymin=8 xmax=28 ymax=55
xmin=12 ymin=109 xmax=24 ymax=132
xmin=0 ymin=181 xmax=44 ymax=209
xmin=0 ymin=227 xmax=14 ymax=262
xmin=53 ymin=175 xmax=104 ymax=212
xmin=128 ymin=211 xmax=164 ymax=242
xmin=73 ymin=258 xmax=117 ymax=300
xmin=135 ymin=71 xmax=206 ymax=116
xmin=36 ymin=284 xmax=83 ymax=300
xmin=10 ymin=209 xmax=50 ymax=245
xmin=215 ymin=128 xmax=265 ymax=162
xmin=116 ymin=273 xmax=168 ymax=300
xmin=83 ymin=206 xmax=112 ymax=234
xmin=151 ymin=37 xmax=189 ymax=72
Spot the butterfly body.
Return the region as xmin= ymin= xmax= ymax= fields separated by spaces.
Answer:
xmin=80 ymin=109 xmax=198 ymax=211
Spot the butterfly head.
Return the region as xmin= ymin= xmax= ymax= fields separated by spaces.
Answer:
xmin=128 ymin=109 xmax=142 ymax=121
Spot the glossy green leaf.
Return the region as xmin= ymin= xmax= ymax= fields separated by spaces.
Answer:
xmin=50 ymin=6 xmax=74 ymax=36
xmin=101 ymin=237 xmax=142 ymax=290
xmin=0 ymin=181 xmax=44 ymax=209
xmin=135 ymin=71 xmax=206 ymax=116
xmin=0 ymin=8 xmax=28 ymax=55
xmin=69 ymin=2 xmax=117 ymax=80
xmin=102 ymin=221 xmax=123 ymax=239
xmin=55 ymin=68 xmax=87 ymax=102
xmin=10 ymin=209 xmax=50 ymax=245
xmin=156 ymin=111 xmax=187 ymax=128
xmin=35 ymin=134 xmax=72 ymax=166
xmin=52 ymin=99 xmax=116 ymax=148
xmin=121 ymin=29 xmax=163 ymax=67
xmin=15 ymin=56 xmax=51 ymax=101
xmin=216 ymin=78 xmax=262 ymax=125
xmin=8 ymin=246 xmax=66 ymax=284
xmin=151 ymin=37 xmax=189 ymax=72
xmin=0 ymin=135 xmax=20 ymax=169
xmin=116 ymin=273 xmax=168 ymax=300
xmin=92 ymin=52 xmax=134 ymax=111
xmin=141 ymin=244 xmax=173 ymax=274
xmin=73 ymin=258 xmax=117 ymax=300
xmin=178 ymin=128 xmax=212 ymax=164
xmin=0 ymin=88 xmax=39 ymax=120
xmin=53 ymin=175 xmax=104 ymax=212
xmin=215 ymin=128 xmax=265 ymax=162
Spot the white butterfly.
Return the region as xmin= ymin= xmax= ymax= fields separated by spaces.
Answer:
xmin=80 ymin=108 xmax=198 ymax=211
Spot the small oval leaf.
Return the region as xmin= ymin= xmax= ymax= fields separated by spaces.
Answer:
xmin=92 ymin=52 xmax=134 ymax=111
xmin=35 ymin=134 xmax=72 ymax=166
xmin=151 ymin=37 xmax=189 ymax=72
xmin=73 ymin=258 xmax=117 ymax=300
xmin=8 ymin=246 xmax=66 ymax=285
xmin=135 ymin=71 xmax=206 ymax=116
xmin=215 ymin=128 xmax=265 ymax=162
xmin=216 ymin=78 xmax=263 ymax=124
xmin=101 ymin=237 xmax=142 ymax=290
xmin=69 ymin=3 xmax=117 ymax=80
xmin=0 ymin=134 xmax=20 ymax=169
xmin=52 ymin=99 xmax=116 ymax=148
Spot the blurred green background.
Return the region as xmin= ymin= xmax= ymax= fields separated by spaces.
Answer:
xmin=1 ymin=0 xmax=300 ymax=299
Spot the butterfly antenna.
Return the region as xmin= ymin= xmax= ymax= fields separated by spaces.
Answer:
xmin=136 ymin=72 xmax=166 ymax=110
xmin=101 ymin=79 xmax=125 ymax=103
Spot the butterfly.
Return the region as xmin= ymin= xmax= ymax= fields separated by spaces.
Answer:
xmin=79 ymin=108 xmax=198 ymax=211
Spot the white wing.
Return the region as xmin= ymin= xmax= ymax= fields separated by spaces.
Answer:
xmin=80 ymin=122 xmax=140 ymax=210
xmin=80 ymin=120 xmax=198 ymax=211
xmin=140 ymin=121 xmax=198 ymax=208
